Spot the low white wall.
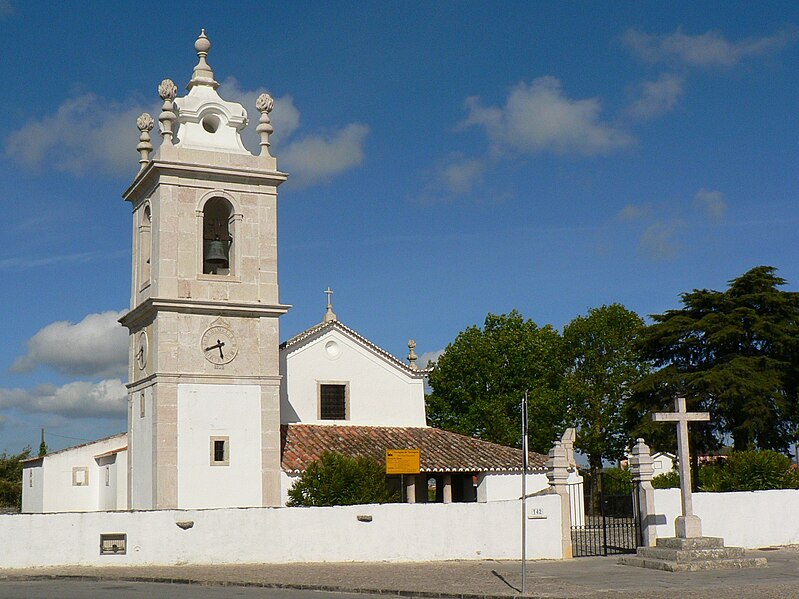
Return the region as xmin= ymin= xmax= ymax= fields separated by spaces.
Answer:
xmin=0 ymin=496 xmax=563 ymax=568
xmin=652 ymin=488 xmax=799 ymax=548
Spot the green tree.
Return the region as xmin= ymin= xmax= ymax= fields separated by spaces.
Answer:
xmin=287 ymin=452 xmax=398 ymax=507
xmin=630 ymin=266 xmax=799 ymax=454
xmin=426 ymin=311 xmax=565 ymax=453
xmin=562 ymin=304 xmax=648 ymax=483
xmin=0 ymin=447 xmax=32 ymax=511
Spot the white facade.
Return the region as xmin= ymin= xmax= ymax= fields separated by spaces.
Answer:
xmin=21 ymin=434 xmax=127 ymax=514
xmin=280 ymin=322 xmax=427 ymax=427
xmin=652 ymin=451 xmax=675 ymax=473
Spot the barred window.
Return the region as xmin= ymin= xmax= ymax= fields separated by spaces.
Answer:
xmin=320 ymin=384 xmax=346 ymax=420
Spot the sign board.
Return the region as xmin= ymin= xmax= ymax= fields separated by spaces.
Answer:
xmin=385 ymin=449 xmax=421 ymax=474
xmin=527 ymin=507 xmax=547 ymax=520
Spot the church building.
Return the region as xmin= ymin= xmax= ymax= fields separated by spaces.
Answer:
xmin=21 ymin=32 xmax=553 ymax=514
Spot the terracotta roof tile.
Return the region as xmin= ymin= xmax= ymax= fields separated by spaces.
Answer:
xmin=280 ymin=424 xmax=547 ymax=474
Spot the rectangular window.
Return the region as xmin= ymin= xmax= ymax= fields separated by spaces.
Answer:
xmin=139 ymin=392 xmax=146 ymax=418
xmin=100 ymin=533 xmax=127 ymax=555
xmin=72 ymin=466 xmax=89 ymax=487
xmin=105 ymin=466 xmax=110 ymax=487
xmin=320 ymin=384 xmax=347 ymax=420
xmin=29 ymin=469 xmax=33 ymax=488
xmin=210 ymin=436 xmax=229 ymax=466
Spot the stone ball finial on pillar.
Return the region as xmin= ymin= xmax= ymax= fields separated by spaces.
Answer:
xmin=256 ymin=93 xmax=275 ymax=157
xmin=407 ymin=339 xmax=418 ymax=370
xmin=136 ymin=113 xmax=155 ymax=171
xmin=158 ymin=78 xmax=178 ymax=146
xmin=188 ymin=29 xmax=218 ymax=90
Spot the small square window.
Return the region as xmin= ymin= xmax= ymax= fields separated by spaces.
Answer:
xmin=210 ymin=436 xmax=229 ymax=466
xmin=320 ymin=384 xmax=347 ymax=420
xmin=72 ymin=466 xmax=89 ymax=487
xmin=100 ymin=533 xmax=127 ymax=555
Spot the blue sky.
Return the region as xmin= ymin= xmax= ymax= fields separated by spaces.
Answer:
xmin=1 ymin=1 xmax=797 ymax=454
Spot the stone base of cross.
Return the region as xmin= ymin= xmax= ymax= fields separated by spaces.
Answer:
xmin=652 ymin=397 xmax=710 ymax=539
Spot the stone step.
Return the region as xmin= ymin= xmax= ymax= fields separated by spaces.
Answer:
xmin=656 ymin=536 xmax=724 ymax=550
xmin=637 ymin=546 xmax=746 ymax=562
xmin=618 ymin=555 xmax=768 ymax=572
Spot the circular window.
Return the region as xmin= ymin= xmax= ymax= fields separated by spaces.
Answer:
xmin=324 ymin=340 xmax=341 ymax=359
xmin=202 ymin=114 xmax=221 ymax=133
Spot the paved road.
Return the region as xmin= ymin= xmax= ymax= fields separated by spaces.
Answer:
xmin=0 ymin=581 xmax=384 ymax=599
xmin=4 ymin=547 xmax=799 ymax=598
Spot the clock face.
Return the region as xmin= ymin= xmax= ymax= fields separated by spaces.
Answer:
xmin=201 ymin=325 xmax=238 ymax=365
xmin=136 ymin=331 xmax=148 ymax=370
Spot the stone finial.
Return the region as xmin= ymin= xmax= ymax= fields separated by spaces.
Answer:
xmin=407 ymin=340 xmax=418 ymax=370
xmin=187 ymin=29 xmax=219 ymax=90
xmin=136 ymin=113 xmax=155 ymax=171
xmin=560 ymin=427 xmax=577 ymax=470
xmin=323 ymin=287 xmax=337 ymax=323
xmin=256 ymin=92 xmax=275 ymax=157
xmin=629 ymin=438 xmax=655 ymax=483
xmin=546 ymin=441 xmax=570 ymax=487
xmin=158 ymin=78 xmax=178 ymax=145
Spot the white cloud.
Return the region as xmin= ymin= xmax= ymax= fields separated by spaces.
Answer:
xmin=0 ymin=379 xmax=127 ymax=419
xmin=626 ymin=73 xmax=684 ymax=120
xmin=439 ymin=156 xmax=486 ymax=195
xmin=4 ymin=93 xmax=156 ymax=177
xmin=617 ymin=204 xmax=651 ymax=222
xmin=0 ymin=0 xmax=14 ymax=17
xmin=215 ymin=78 xmax=368 ymax=187
xmin=11 ymin=310 xmax=128 ymax=379
xmin=217 ymin=77 xmax=300 ymax=150
xmin=694 ymin=188 xmax=726 ymax=222
xmin=459 ymin=76 xmax=633 ymax=157
xmin=281 ymin=123 xmax=369 ymax=188
xmin=419 ymin=349 xmax=445 ymax=369
xmin=623 ymin=26 xmax=797 ymax=68
xmin=638 ymin=219 xmax=683 ymax=261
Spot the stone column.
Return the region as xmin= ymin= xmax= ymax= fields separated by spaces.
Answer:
xmin=546 ymin=441 xmax=573 ymax=559
xmin=629 ymin=438 xmax=657 ymax=547
xmin=443 ymin=474 xmax=452 ymax=504
xmin=405 ymin=475 xmax=416 ymax=504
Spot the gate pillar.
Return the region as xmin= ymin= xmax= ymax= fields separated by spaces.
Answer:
xmin=629 ymin=438 xmax=657 ymax=547
xmin=546 ymin=441 xmax=574 ymax=559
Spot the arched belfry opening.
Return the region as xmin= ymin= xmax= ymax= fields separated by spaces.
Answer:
xmin=202 ymin=197 xmax=233 ymax=275
xmin=139 ymin=204 xmax=152 ymax=288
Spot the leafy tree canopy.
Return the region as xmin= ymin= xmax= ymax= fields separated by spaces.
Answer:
xmin=0 ymin=447 xmax=31 ymax=511
xmin=630 ymin=266 xmax=799 ymax=454
xmin=426 ymin=310 xmax=565 ymax=453
xmin=563 ymin=304 xmax=648 ymax=472
xmin=287 ymin=451 xmax=397 ymax=507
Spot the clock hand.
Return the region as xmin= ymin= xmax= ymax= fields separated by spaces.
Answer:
xmin=217 ymin=339 xmax=225 ymax=359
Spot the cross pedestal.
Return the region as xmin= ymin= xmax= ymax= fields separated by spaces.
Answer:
xmin=651 ymin=397 xmax=709 ymax=538
xmin=619 ymin=398 xmax=767 ymax=570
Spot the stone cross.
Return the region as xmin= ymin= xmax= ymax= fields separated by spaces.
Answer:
xmin=323 ymin=287 xmax=337 ymax=323
xmin=652 ymin=397 xmax=710 ymax=538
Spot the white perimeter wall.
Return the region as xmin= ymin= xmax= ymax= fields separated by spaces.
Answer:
xmin=478 ymin=472 xmax=550 ymax=501
xmin=652 ymin=488 xmax=799 ymax=548
xmin=280 ymin=328 xmax=426 ymax=427
xmin=0 ymin=496 xmax=563 ymax=568
xmin=176 ymin=384 xmax=262 ymax=509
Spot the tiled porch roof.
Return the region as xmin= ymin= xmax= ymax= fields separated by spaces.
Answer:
xmin=281 ymin=424 xmax=548 ymax=474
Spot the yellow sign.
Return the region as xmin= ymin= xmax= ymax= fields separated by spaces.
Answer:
xmin=385 ymin=449 xmax=421 ymax=474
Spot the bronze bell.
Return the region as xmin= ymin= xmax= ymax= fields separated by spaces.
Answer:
xmin=205 ymin=238 xmax=230 ymax=268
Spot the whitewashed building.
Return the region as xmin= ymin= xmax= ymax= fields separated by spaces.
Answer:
xmin=21 ymin=32 xmax=555 ymax=514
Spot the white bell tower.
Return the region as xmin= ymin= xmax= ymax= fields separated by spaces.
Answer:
xmin=121 ymin=31 xmax=289 ymax=509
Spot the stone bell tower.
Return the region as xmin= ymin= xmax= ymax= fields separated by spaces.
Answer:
xmin=120 ymin=31 xmax=289 ymax=510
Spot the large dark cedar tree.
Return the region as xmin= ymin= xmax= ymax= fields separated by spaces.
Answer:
xmin=630 ymin=266 xmax=799 ymax=454
xmin=563 ymin=304 xmax=648 ymax=482
xmin=426 ymin=311 xmax=565 ymax=453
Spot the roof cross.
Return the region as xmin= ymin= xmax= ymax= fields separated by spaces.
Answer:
xmin=323 ymin=287 xmax=337 ymax=323
xmin=652 ymin=396 xmax=710 ymax=537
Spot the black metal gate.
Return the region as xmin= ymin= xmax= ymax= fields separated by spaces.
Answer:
xmin=569 ymin=471 xmax=642 ymax=557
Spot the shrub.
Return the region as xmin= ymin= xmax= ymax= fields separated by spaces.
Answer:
xmin=652 ymin=469 xmax=680 ymax=489
xmin=699 ymin=450 xmax=799 ymax=492
xmin=0 ymin=447 xmax=31 ymax=511
xmin=287 ymin=451 xmax=399 ymax=507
